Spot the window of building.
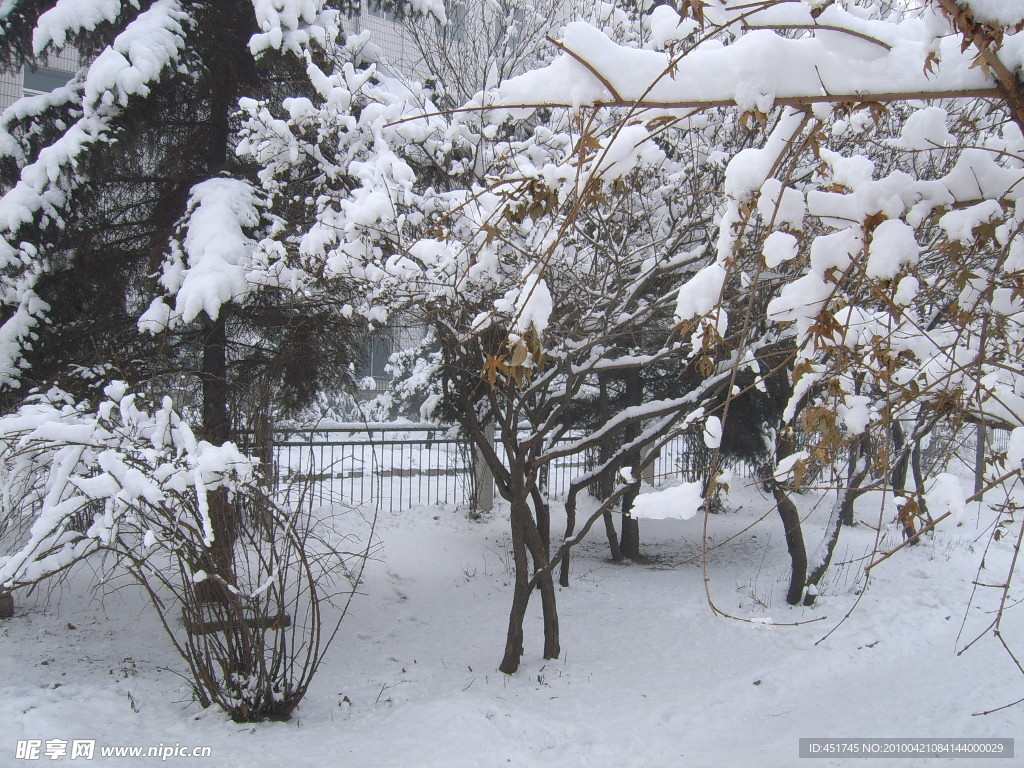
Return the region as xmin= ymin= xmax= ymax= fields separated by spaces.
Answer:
xmin=445 ymin=0 xmax=469 ymax=41
xmin=23 ymin=65 xmax=72 ymax=96
xmin=367 ymin=0 xmax=398 ymax=22
xmin=357 ymin=328 xmax=396 ymax=390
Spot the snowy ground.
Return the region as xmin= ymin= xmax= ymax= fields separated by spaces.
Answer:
xmin=2 ymin=481 xmax=1022 ymax=767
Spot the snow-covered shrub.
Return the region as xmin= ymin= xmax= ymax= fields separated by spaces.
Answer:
xmin=0 ymin=383 xmax=368 ymax=722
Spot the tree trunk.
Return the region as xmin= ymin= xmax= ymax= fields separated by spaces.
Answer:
xmin=559 ymin=485 xmax=579 ymax=587
xmin=499 ymin=498 xmax=531 ymax=674
xmin=911 ymin=439 xmax=931 ymax=524
xmin=773 ymin=485 xmax=808 ymax=606
xmin=603 ymin=510 xmax=623 ymax=561
xmin=974 ymin=422 xmax=987 ymax=499
xmin=195 ymin=8 xmax=242 ymax=603
xmin=522 ymin=492 xmax=559 ymax=660
xmin=197 ymin=316 xmax=237 ymax=602
xmin=891 ymin=421 xmax=910 ymax=493
xmin=619 ymin=497 xmax=640 ymax=559
xmin=804 ymin=451 xmax=869 ymax=605
xmin=530 ymin=484 xmax=550 ymax=559
xmin=772 ymin=430 xmax=807 ymax=606
xmin=499 ymin=480 xmax=560 ymax=672
xmin=618 ymin=367 xmax=643 ymax=559
xmin=891 ymin=421 xmax=925 ymax=542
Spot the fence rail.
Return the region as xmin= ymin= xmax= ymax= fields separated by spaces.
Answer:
xmin=256 ymin=424 xmax=723 ymax=513
xmin=253 ymin=424 xmax=1011 ymax=514
xmin=271 ymin=427 xmax=474 ymax=512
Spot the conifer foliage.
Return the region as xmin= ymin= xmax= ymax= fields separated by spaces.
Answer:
xmin=0 ymin=0 xmax=369 ymax=428
xmin=0 ymin=0 xmax=438 ymax=722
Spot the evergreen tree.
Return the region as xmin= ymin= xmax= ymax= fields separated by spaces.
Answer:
xmin=0 ymin=1 xmax=446 ymax=432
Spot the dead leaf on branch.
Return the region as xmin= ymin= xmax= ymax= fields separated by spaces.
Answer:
xmin=862 ymin=211 xmax=888 ymax=235
xmin=482 ymin=352 xmax=510 ymax=386
xmin=898 ymin=496 xmax=921 ymax=540
xmin=740 ymin=109 xmax=769 ymax=131
xmin=801 ymin=406 xmax=841 ymax=457
xmin=698 ymin=355 xmax=715 ymax=379
xmin=793 ymin=359 xmax=817 ymax=385
xmin=481 ymin=330 xmax=548 ymax=389
xmin=680 ymin=0 xmax=706 ymax=27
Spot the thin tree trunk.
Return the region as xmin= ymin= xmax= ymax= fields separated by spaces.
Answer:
xmin=619 ymin=367 xmax=643 ymax=559
xmin=805 ymin=450 xmax=869 ymax=605
xmin=538 ymin=570 xmax=560 ymax=660
xmin=195 ymin=11 xmax=240 ymax=605
xmin=891 ymin=421 xmax=923 ymax=542
xmin=974 ymin=422 xmax=987 ymax=498
xmin=603 ymin=510 xmax=623 ymax=561
xmin=521 ymin=483 xmax=559 ymax=659
xmin=499 ymin=454 xmax=561 ymax=672
xmin=773 ymin=485 xmax=808 ymax=606
xmin=499 ymin=498 xmax=531 ymax=674
xmin=891 ymin=421 xmax=910 ymax=493
xmin=530 ymin=483 xmax=550 ymax=559
xmin=772 ymin=430 xmax=807 ymax=606
xmin=523 ymin=515 xmax=560 ymax=660
xmin=619 ymin=489 xmax=640 ymax=559
xmin=911 ymin=439 xmax=931 ymax=524
xmin=559 ymin=485 xmax=579 ymax=587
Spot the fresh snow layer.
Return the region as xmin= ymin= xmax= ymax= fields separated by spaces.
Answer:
xmin=1 ymin=484 xmax=1019 ymax=768
xmin=495 ymin=15 xmax=995 ymax=112
xmin=629 ymin=481 xmax=704 ymax=520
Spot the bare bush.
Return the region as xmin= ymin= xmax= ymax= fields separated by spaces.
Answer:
xmin=0 ymin=384 xmax=370 ymax=722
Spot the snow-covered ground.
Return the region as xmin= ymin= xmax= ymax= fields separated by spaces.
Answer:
xmin=2 ymin=482 xmax=1021 ymax=767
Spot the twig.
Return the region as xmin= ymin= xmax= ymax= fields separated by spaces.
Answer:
xmin=865 ymin=511 xmax=952 ymax=573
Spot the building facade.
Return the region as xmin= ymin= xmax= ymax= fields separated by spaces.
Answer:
xmin=0 ymin=3 xmax=421 ymax=110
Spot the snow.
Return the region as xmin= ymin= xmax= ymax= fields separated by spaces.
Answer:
xmin=757 ymin=179 xmax=805 ymax=230
xmin=81 ymin=1 xmax=187 ymax=110
xmin=940 ymin=199 xmax=1005 ymax=244
xmin=646 ymin=5 xmax=698 ymax=50
xmin=33 ymin=0 xmax=122 ymax=53
xmin=889 ymin=106 xmax=955 ymax=151
xmin=837 ymin=395 xmax=872 ymax=434
xmin=963 ymin=0 xmax=1024 ymax=27
xmin=762 ymin=231 xmax=799 ymax=269
xmin=0 ymin=0 xmax=188 ymax=387
xmin=629 ymin=481 xmax=703 ymax=520
xmin=894 ymin=275 xmax=919 ymax=306
xmin=724 ymin=111 xmax=805 ymax=202
xmin=591 ymin=124 xmax=663 ymax=183
xmin=249 ymin=0 xmax=340 ymax=57
xmin=140 ymin=179 xmax=263 ymax=330
xmin=703 ymin=415 xmax=722 ymax=449
xmin=1 ymin=484 xmax=1019 ymax=767
xmin=866 ymin=219 xmax=919 ymax=280
xmin=513 ymin=271 xmax=553 ymax=338
xmin=925 ymin=473 xmax=971 ymax=524
xmin=494 ymin=12 xmax=996 ymax=113
xmin=773 ymin=451 xmax=810 ymax=482
xmin=2 ymin=2 xmax=1024 ymax=764
xmin=674 ymin=263 xmax=725 ymax=322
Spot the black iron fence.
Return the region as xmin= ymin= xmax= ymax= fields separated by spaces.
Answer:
xmin=254 ymin=423 xmax=1010 ymax=514
xmin=270 ymin=425 xmax=474 ymax=512
xmin=258 ymin=424 xmax=725 ymax=513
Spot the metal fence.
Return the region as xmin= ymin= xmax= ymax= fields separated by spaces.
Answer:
xmin=270 ymin=425 xmax=474 ymax=512
xmin=258 ymin=423 xmax=1011 ymax=514
xmin=260 ymin=424 xmax=721 ymax=513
